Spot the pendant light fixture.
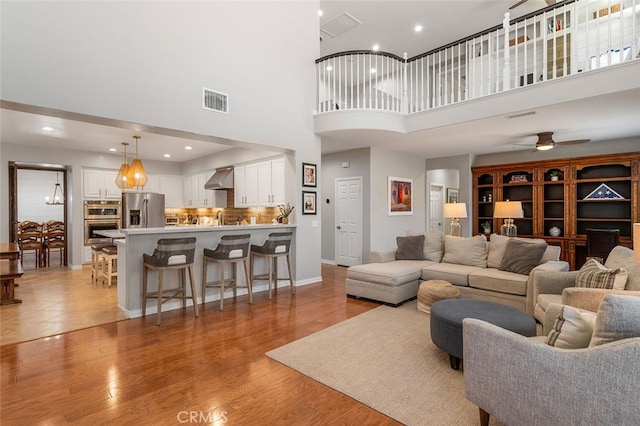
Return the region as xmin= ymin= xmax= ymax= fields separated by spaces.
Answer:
xmin=45 ymin=172 xmax=65 ymax=205
xmin=126 ymin=135 xmax=148 ymax=189
xmin=115 ymin=141 xmax=132 ymax=189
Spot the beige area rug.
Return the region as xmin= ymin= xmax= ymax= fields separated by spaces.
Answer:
xmin=267 ymin=301 xmax=499 ymax=426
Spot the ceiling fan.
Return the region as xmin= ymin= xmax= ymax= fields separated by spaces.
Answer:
xmin=516 ymin=132 xmax=591 ymax=151
xmin=509 ymin=0 xmax=556 ymax=10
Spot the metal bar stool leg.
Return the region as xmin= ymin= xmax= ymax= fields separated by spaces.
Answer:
xmin=243 ymin=259 xmax=253 ymax=304
xmin=188 ymin=265 xmax=199 ymax=318
xmin=286 ymin=253 xmax=295 ymax=295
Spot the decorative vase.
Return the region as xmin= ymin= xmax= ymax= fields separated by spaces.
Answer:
xmin=282 ymin=217 xmax=289 ymax=224
xmin=483 ymin=228 xmax=491 ymax=235
xmin=551 ymin=176 xmax=559 ymax=181
xmin=549 ymin=226 xmax=561 ymax=237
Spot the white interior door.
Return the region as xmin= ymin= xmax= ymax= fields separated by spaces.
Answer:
xmin=429 ymin=184 xmax=444 ymax=234
xmin=335 ymin=177 xmax=362 ymax=267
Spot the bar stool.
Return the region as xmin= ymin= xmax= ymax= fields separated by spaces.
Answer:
xmin=142 ymin=237 xmax=199 ymax=325
xmin=91 ymin=243 xmax=112 ymax=284
xmin=101 ymin=245 xmax=118 ymax=287
xmin=250 ymin=232 xmax=295 ymax=299
xmin=202 ymin=234 xmax=252 ymax=310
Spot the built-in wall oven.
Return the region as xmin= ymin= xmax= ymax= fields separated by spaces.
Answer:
xmin=84 ymin=200 xmax=121 ymax=245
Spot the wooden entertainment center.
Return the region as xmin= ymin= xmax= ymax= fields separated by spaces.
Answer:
xmin=472 ymin=152 xmax=639 ymax=270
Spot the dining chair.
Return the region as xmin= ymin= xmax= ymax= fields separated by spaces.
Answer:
xmin=44 ymin=220 xmax=65 ymax=266
xmin=18 ymin=221 xmax=44 ymax=268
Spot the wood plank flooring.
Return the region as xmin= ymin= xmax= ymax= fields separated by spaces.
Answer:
xmin=1 ymin=263 xmax=401 ymax=425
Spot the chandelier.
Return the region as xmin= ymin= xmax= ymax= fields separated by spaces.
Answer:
xmin=125 ymin=135 xmax=148 ymax=189
xmin=45 ymin=172 xmax=64 ymax=205
xmin=114 ymin=141 xmax=131 ymax=189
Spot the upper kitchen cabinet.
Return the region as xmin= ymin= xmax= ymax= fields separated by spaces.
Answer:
xmin=257 ymin=157 xmax=285 ymax=207
xmin=158 ymin=175 xmax=183 ymax=208
xmin=234 ymin=163 xmax=259 ymax=208
xmin=83 ymin=169 xmax=120 ymax=199
xmin=183 ymin=173 xmax=225 ymax=208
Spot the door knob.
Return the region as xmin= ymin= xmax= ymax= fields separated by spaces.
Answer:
xmin=337 ymin=226 xmax=341 ymax=229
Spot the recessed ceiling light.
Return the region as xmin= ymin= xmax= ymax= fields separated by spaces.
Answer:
xmin=326 ymin=65 xmax=333 ymax=71
xmin=41 ymin=126 xmax=54 ymax=132
xmin=109 ymin=148 xmax=118 ymax=152
xmin=370 ymin=68 xmax=377 ymax=74
xmin=414 ymin=24 xmax=423 ymax=32
xmin=318 ymin=10 xmax=323 ymax=17
xmin=185 ymin=146 xmax=193 ymax=150
xmin=372 ymin=44 xmax=380 ymax=51
xmin=164 ymin=154 xmax=171 ymax=158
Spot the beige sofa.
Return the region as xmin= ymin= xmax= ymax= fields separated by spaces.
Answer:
xmin=346 ymin=232 xmax=569 ymax=311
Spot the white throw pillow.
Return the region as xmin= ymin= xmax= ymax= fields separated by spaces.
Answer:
xmin=487 ymin=234 xmax=509 ymax=268
xmin=547 ymin=305 xmax=597 ymax=349
xmin=442 ymin=235 xmax=488 ymax=268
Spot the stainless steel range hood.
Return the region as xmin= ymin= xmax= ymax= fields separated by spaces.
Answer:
xmin=204 ymin=166 xmax=234 ymax=190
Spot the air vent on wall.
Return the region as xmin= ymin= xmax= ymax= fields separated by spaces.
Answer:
xmin=203 ymin=88 xmax=229 ymax=113
xmin=320 ymin=12 xmax=361 ymax=38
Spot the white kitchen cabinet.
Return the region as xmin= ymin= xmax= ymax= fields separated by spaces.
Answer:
xmin=83 ymin=169 xmax=121 ymax=199
xmin=257 ymin=157 xmax=285 ymax=206
xmin=158 ymin=175 xmax=183 ymax=208
xmin=234 ymin=163 xmax=258 ymax=207
xmin=183 ymin=172 xmax=225 ymax=207
xmin=144 ymin=174 xmax=160 ymax=193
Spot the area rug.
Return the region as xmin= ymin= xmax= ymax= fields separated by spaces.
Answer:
xmin=267 ymin=301 xmax=496 ymax=425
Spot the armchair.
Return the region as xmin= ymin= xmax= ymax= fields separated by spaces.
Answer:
xmin=530 ymin=245 xmax=640 ymax=323
xmin=463 ymin=294 xmax=640 ymax=426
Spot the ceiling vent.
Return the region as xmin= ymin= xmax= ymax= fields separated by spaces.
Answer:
xmin=203 ymin=88 xmax=229 ymax=113
xmin=320 ymin=12 xmax=361 ymax=38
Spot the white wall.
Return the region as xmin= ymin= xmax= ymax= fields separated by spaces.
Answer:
xmin=17 ymin=170 xmax=64 ymax=223
xmin=1 ymin=1 xmax=322 ymax=282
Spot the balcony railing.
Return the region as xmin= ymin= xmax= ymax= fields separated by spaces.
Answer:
xmin=316 ymin=0 xmax=640 ymax=114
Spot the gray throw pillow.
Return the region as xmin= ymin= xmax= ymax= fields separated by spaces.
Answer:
xmin=499 ymin=238 xmax=547 ymax=275
xmin=395 ymin=235 xmax=425 ymax=260
xmin=589 ymin=294 xmax=640 ymax=347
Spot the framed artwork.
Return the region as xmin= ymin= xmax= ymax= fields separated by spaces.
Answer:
xmin=447 ymin=188 xmax=459 ymax=203
xmin=302 ymin=162 xmax=317 ymax=187
xmin=302 ymin=191 xmax=317 ymax=214
xmin=388 ymin=176 xmax=413 ymax=215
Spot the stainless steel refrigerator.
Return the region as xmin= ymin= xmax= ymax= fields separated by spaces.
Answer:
xmin=121 ymin=192 xmax=165 ymax=228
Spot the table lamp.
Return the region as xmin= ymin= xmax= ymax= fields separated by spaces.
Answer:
xmin=443 ymin=202 xmax=467 ymax=237
xmin=494 ymin=200 xmax=523 ymax=237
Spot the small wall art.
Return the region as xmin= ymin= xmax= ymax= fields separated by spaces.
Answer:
xmin=302 ymin=162 xmax=317 ymax=187
xmin=446 ymin=188 xmax=459 ymax=203
xmin=302 ymin=191 xmax=317 ymax=214
xmin=388 ymin=176 xmax=413 ymax=215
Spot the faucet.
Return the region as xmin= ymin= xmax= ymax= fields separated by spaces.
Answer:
xmin=236 ymin=215 xmax=244 ymax=225
xmin=216 ymin=210 xmax=224 ymax=226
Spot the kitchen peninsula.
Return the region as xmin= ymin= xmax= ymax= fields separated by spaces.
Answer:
xmin=111 ymin=224 xmax=296 ymax=318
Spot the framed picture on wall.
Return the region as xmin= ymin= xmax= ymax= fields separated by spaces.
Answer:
xmin=388 ymin=176 xmax=413 ymax=215
xmin=302 ymin=162 xmax=317 ymax=187
xmin=302 ymin=191 xmax=317 ymax=214
xmin=447 ymin=188 xmax=459 ymax=203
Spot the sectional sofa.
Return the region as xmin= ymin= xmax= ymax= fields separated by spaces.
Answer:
xmin=346 ymin=232 xmax=569 ymax=312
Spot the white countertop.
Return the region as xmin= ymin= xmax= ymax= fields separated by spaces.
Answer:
xmin=119 ymin=223 xmax=296 ymax=235
xmin=95 ymin=229 xmax=126 ymax=239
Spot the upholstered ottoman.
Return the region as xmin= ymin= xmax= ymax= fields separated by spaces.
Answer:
xmin=417 ymin=280 xmax=460 ymax=314
xmin=430 ymin=299 xmax=537 ymax=370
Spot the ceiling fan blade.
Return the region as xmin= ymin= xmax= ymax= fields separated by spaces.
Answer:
xmin=509 ymin=0 xmax=529 ymax=10
xmin=556 ymin=139 xmax=591 ymax=145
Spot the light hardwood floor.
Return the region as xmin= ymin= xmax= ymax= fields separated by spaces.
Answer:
xmin=1 ymin=263 xmax=401 ymax=425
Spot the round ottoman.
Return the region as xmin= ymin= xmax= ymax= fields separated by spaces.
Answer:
xmin=430 ymin=299 xmax=537 ymax=370
xmin=417 ymin=280 xmax=460 ymax=314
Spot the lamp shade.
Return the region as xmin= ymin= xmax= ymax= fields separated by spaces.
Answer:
xmin=494 ymin=201 xmax=524 ymax=218
xmin=443 ymin=202 xmax=467 ymax=218
xmin=634 ymin=223 xmax=640 ymax=263
xmin=125 ymin=135 xmax=148 ymax=189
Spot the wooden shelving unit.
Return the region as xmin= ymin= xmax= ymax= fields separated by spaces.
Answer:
xmin=472 ymin=152 xmax=639 ymax=270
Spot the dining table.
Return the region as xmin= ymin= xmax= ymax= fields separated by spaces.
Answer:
xmin=0 ymin=242 xmax=20 ymax=260
xmin=1 ymin=242 xmax=24 ymax=304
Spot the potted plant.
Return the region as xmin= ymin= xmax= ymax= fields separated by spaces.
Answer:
xmin=481 ymin=221 xmax=492 ymax=235
xmin=277 ymin=203 xmax=294 ymax=224
xmin=549 ymin=170 xmax=561 ymax=181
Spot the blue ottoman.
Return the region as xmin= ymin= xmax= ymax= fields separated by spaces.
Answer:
xmin=430 ymin=299 xmax=537 ymax=370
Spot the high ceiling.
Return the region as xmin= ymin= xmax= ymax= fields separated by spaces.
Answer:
xmin=1 ymin=1 xmax=638 ymax=162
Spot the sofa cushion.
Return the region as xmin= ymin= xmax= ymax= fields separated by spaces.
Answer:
xmin=499 ymin=238 xmax=547 ymax=275
xmin=395 ymin=235 xmax=425 ymax=260
xmin=487 ymin=234 xmax=509 ymax=268
xmin=546 ymin=305 xmax=597 ymax=349
xmin=604 ymin=246 xmax=640 ymax=291
xmin=576 ymin=259 xmax=628 ymax=290
xmin=422 ymin=263 xmax=483 ymax=286
xmin=468 ymin=268 xmax=529 ymax=296
xmin=406 ymin=231 xmax=443 ymax=262
xmin=589 ymin=294 xmax=640 ymax=347
xmin=442 ymin=235 xmax=488 ymax=268
xmin=347 ymin=260 xmax=434 ymax=287
xmin=537 ymin=293 xmax=563 ymax=312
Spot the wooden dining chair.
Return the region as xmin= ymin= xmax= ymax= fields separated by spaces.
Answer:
xmin=44 ymin=220 xmax=65 ymax=266
xmin=18 ymin=221 xmax=44 ymax=268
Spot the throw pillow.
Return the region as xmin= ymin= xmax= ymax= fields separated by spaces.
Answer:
xmin=395 ymin=235 xmax=425 ymax=260
xmin=576 ymin=259 xmax=628 ymax=290
xmin=589 ymin=294 xmax=640 ymax=347
xmin=604 ymin=246 xmax=640 ymax=290
xmin=547 ymin=305 xmax=597 ymax=349
xmin=487 ymin=233 xmax=509 ymax=268
xmin=499 ymin=238 xmax=547 ymax=275
xmin=406 ymin=231 xmax=444 ymax=262
xmin=441 ymin=235 xmax=488 ymax=268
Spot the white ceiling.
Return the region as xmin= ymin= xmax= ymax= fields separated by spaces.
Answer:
xmin=1 ymin=1 xmax=638 ymax=162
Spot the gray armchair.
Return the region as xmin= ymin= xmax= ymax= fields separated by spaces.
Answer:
xmin=530 ymin=245 xmax=640 ymax=323
xmin=463 ymin=294 xmax=640 ymax=426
